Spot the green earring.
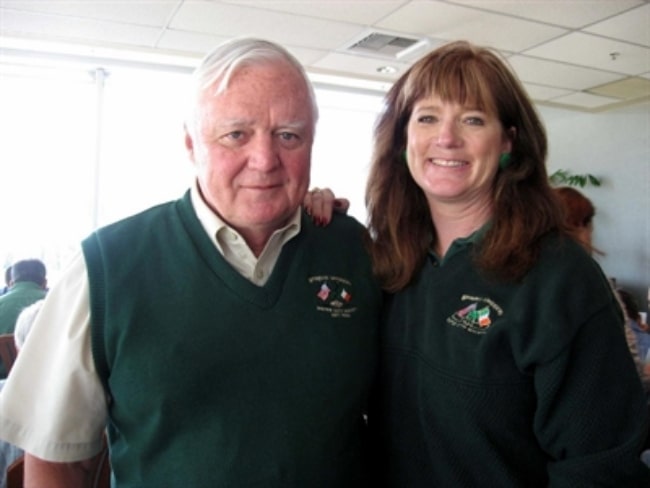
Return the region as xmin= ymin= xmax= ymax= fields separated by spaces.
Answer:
xmin=499 ymin=153 xmax=512 ymax=170
xmin=403 ymin=150 xmax=408 ymax=163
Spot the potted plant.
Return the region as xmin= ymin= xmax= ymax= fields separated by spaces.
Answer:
xmin=549 ymin=169 xmax=602 ymax=188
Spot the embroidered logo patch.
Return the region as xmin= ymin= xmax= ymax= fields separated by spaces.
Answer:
xmin=446 ymin=294 xmax=504 ymax=334
xmin=309 ymin=275 xmax=357 ymax=318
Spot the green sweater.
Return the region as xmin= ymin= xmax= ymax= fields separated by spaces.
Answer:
xmin=372 ymin=232 xmax=650 ymax=487
xmin=0 ymin=281 xmax=46 ymax=335
xmin=0 ymin=281 xmax=46 ymax=377
xmin=83 ymin=192 xmax=381 ymax=487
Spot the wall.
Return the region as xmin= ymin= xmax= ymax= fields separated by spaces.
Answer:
xmin=541 ymin=101 xmax=650 ymax=313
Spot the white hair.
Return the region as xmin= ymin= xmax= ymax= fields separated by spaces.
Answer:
xmin=186 ymin=37 xmax=318 ymax=135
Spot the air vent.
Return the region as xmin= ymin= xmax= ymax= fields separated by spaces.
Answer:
xmin=346 ymin=32 xmax=422 ymax=58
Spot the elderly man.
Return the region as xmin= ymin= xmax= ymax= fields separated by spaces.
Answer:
xmin=0 ymin=38 xmax=381 ymax=487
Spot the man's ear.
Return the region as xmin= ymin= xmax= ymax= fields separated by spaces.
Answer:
xmin=184 ymin=124 xmax=195 ymax=161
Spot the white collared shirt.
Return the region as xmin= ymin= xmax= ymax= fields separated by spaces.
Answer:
xmin=190 ymin=182 xmax=300 ymax=286
xmin=0 ymin=183 xmax=301 ymax=462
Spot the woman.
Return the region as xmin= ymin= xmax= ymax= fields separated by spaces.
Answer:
xmin=362 ymin=41 xmax=650 ymax=486
xmin=552 ymin=186 xmax=650 ymax=397
xmin=554 ymin=185 xmax=597 ymax=254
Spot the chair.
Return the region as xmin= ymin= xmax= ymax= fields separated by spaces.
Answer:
xmin=5 ymin=434 xmax=110 ymax=488
xmin=0 ymin=334 xmax=17 ymax=376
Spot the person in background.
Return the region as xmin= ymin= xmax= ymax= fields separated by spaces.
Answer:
xmin=0 ymin=268 xmax=10 ymax=296
xmin=0 ymin=259 xmax=47 ymax=378
xmin=618 ymin=289 xmax=650 ymax=390
xmin=0 ymin=38 xmax=381 ymax=487
xmin=361 ymin=40 xmax=648 ymax=486
xmin=0 ymin=260 xmax=47 ymax=336
xmin=0 ymin=299 xmax=43 ymax=488
xmin=552 ymin=186 xmax=650 ymax=399
xmin=553 ymin=185 xmax=596 ymax=252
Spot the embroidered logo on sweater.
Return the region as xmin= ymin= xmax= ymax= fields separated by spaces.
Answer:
xmin=447 ymin=294 xmax=503 ymax=334
xmin=309 ymin=275 xmax=357 ymax=318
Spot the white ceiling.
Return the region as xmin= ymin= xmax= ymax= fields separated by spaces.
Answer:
xmin=1 ymin=0 xmax=649 ymax=112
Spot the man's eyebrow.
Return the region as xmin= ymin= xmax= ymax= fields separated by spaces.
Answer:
xmin=276 ymin=120 xmax=309 ymax=131
xmin=216 ymin=118 xmax=255 ymax=127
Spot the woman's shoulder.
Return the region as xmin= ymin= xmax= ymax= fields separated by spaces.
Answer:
xmin=537 ymin=232 xmax=603 ymax=275
xmin=522 ymin=231 xmax=615 ymax=315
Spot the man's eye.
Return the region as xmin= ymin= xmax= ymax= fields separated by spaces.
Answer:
xmin=277 ymin=132 xmax=304 ymax=149
xmin=227 ymin=131 xmax=244 ymax=139
xmin=278 ymin=132 xmax=298 ymax=141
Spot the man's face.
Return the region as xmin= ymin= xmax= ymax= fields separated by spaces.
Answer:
xmin=185 ymin=61 xmax=314 ymax=244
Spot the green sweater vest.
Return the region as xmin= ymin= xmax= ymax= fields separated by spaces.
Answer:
xmin=83 ymin=192 xmax=381 ymax=487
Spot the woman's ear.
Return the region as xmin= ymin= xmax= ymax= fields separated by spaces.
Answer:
xmin=503 ymin=126 xmax=516 ymax=153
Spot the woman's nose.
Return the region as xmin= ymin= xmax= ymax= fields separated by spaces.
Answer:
xmin=435 ymin=121 xmax=461 ymax=147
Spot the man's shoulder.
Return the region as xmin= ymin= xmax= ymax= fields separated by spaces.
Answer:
xmin=107 ymin=200 xmax=181 ymax=229
xmin=0 ymin=283 xmax=41 ymax=301
xmin=303 ymin=210 xmax=366 ymax=233
xmin=299 ymin=212 xmax=370 ymax=260
xmin=89 ymin=196 xmax=190 ymax=244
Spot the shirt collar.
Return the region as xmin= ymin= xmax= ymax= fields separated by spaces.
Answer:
xmin=428 ymin=221 xmax=491 ymax=264
xmin=189 ymin=179 xmax=302 ymax=256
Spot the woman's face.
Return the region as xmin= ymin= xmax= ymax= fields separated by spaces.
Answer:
xmin=405 ymin=94 xmax=512 ymax=211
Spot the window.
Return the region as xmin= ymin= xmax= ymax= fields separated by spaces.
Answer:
xmin=0 ymin=57 xmax=383 ymax=283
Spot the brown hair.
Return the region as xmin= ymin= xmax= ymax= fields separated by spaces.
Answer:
xmin=553 ymin=186 xmax=600 ymax=255
xmin=366 ymin=40 xmax=567 ymax=292
xmin=554 ymin=186 xmax=595 ymax=228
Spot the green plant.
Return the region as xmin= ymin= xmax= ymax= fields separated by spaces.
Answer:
xmin=549 ymin=169 xmax=602 ymax=188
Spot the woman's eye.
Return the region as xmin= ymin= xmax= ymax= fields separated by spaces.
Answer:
xmin=464 ymin=116 xmax=485 ymax=126
xmin=417 ymin=115 xmax=435 ymax=124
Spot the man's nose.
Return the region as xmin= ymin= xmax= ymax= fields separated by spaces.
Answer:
xmin=247 ymin=135 xmax=280 ymax=170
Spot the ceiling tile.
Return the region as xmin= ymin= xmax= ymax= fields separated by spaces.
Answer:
xmin=549 ymin=91 xmax=622 ymax=110
xmin=448 ymin=0 xmax=644 ymax=29
xmin=0 ymin=0 xmax=648 ymax=112
xmin=376 ymin=0 xmax=567 ymax=52
xmin=0 ymin=10 xmax=161 ymax=47
xmin=526 ymin=32 xmax=650 ymax=76
xmin=311 ymin=51 xmax=410 ymax=81
xmin=0 ymin=0 xmax=178 ymax=27
xmin=169 ymin=1 xmax=363 ymax=51
xmin=507 ymin=54 xmax=623 ymax=90
xmin=156 ymin=30 xmax=229 ymax=56
xmin=283 ymin=46 xmax=333 ymax=67
xmin=220 ymin=0 xmax=407 ymax=25
xmin=157 ymin=29 xmax=330 ymax=68
xmin=584 ymin=3 xmax=650 ymax=47
xmin=521 ymin=83 xmax=573 ymax=101
xmin=588 ymin=77 xmax=650 ymax=100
